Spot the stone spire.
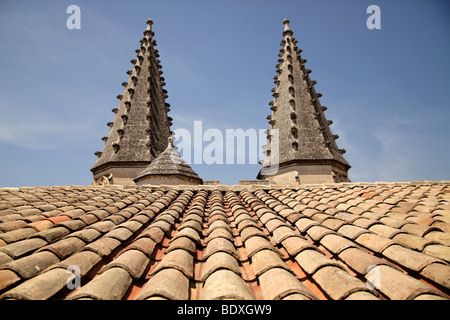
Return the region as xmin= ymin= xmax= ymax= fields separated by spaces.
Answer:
xmin=134 ymin=136 xmax=203 ymax=186
xmin=91 ymin=19 xmax=172 ymax=185
xmin=257 ymin=19 xmax=351 ymax=184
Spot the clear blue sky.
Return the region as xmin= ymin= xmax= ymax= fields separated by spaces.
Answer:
xmin=0 ymin=0 xmax=449 ymax=187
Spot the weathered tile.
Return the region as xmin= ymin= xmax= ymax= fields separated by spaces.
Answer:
xmin=37 ymin=237 xmax=85 ymax=259
xmin=178 ymin=220 xmax=203 ymax=234
xmin=237 ymin=219 xmax=262 ymax=234
xmin=1 ymin=251 xmax=59 ymax=279
xmin=352 ymin=217 xmax=379 ymax=229
xmin=322 ymin=218 xmax=348 ymax=231
xmin=205 ymin=228 xmax=234 ymax=244
xmin=65 ymin=228 xmax=101 ymax=243
xmin=77 ymin=214 xmax=98 ymax=225
xmin=422 ymin=244 xmax=450 ymax=262
xmin=0 ymin=228 xmax=36 ymax=244
xmin=337 ymin=224 xmax=370 ymax=240
xmin=0 ymin=220 xmax=28 ymax=232
xmin=206 ymin=220 xmax=232 ymax=235
xmin=81 ymin=237 xmax=122 ymax=257
xmin=166 ymin=237 xmax=196 ymax=255
xmin=259 ymin=267 xmax=317 ymax=300
xmin=104 ymin=227 xmax=134 ymax=242
xmin=104 ymin=214 xmax=127 ymax=225
xmin=295 ymin=249 xmax=344 ymax=275
xmin=420 ymin=262 xmax=450 ymax=289
xmin=0 ymin=238 xmax=47 ymax=259
xmin=200 ymin=252 xmax=241 ymax=282
xmin=345 ymin=291 xmax=380 ymax=300
xmin=368 ymin=224 xmax=403 ymax=239
xmin=138 ymin=227 xmax=165 ymax=244
xmin=136 ymin=268 xmax=189 ymax=300
xmin=171 ymin=227 xmax=201 ymax=244
xmin=313 ymin=266 xmax=375 ymax=300
xmin=354 ymin=233 xmax=395 ymax=253
xmin=306 ymin=225 xmax=335 ymax=242
xmin=281 ymin=236 xmax=316 ymax=256
xmin=87 ymin=220 xmax=116 ymax=233
xmin=251 ymin=249 xmax=290 ymax=276
xmin=207 ymin=213 xmax=228 ymax=226
xmin=272 ymin=226 xmax=299 ymax=244
xmin=244 ymin=236 xmax=276 ymax=258
xmin=295 ymin=217 xmax=319 ymax=233
xmin=382 ymin=244 xmax=441 ymax=272
xmin=0 ymin=269 xmax=21 ymax=291
xmin=392 ymin=233 xmax=437 ymax=252
xmin=204 ymin=238 xmax=238 ymax=260
xmin=150 ymin=249 xmax=193 ymax=279
xmin=338 ymin=247 xmax=391 ymax=275
xmin=68 ymin=267 xmax=133 ymax=300
xmin=365 ymin=265 xmax=443 ymax=300
xmin=202 ymin=269 xmax=254 ymax=300
xmin=1 ymin=267 xmax=70 ymax=300
xmin=413 ymin=294 xmax=448 ymax=300
xmin=424 ymin=230 xmax=450 ymax=246
xmin=320 ymin=234 xmax=357 ymax=255
xmin=240 ymin=226 xmax=266 ymax=242
xmin=100 ymin=249 xmax=149 ymax=279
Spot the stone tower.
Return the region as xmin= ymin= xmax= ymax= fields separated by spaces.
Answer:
xmin=91 ymin=19 xmax=173 ymax=185
xmin=257 ymin=19 xmax=351 ymax=184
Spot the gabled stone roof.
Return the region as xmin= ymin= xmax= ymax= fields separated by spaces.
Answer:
xmin=134 ymin=137 xmax=202 ymax=184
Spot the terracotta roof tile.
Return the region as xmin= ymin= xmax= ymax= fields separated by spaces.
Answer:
xmin=202 ymin=269 xmax=254 ymax=300
xmin=365 ymin=265 xmax=444 ymax=300
xmin=259 ymin=267 xmax=317 ymax=300
xmin=422 ymin=244 xmax=450 ymax=263
xmin=36 ymin=237 xmax=86 ymax=259
xmin=68 ymin=267 xmax=133 ymax=300
xmin=200 ymin=252 xmax=241 ymax=282
xmin=295 ymin=249 xmax=344 ymax=275
xmin=313 ymin=266 xmax=378 ymax=300
xmin=1 ymin=267 xmax=70 ymax=300
xmin=0 ymin=182 xmax=448 ymax=300
xmin=99 ymin=249 xmax=149 ymax=279
xmin=0 ymin=238 xmax=47 ymax=260
xmin=136 ymin=268 xmax=189 ymax=300
xmin=1 ymin=251 xmax=59 ymax=279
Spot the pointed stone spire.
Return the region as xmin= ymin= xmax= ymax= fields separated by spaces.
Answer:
xmin=134 ymin=136 xmax=203 ymax=186
xmin=91 ymin=19 xmax=172 ymax=185
xmin=257 ymin=19 xmax=351 ymax=184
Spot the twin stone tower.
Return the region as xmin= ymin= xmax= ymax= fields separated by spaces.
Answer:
xmin=90 ymin=18 xmax=351 ymax=186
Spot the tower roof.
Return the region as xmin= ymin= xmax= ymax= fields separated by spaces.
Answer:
xmin=134 ymin=137 xmax=203 ymax=184
xmin=91 ymin=19 xmax=172 ymax=175
xmin=259 ymin=19 xmax=350 ymax=176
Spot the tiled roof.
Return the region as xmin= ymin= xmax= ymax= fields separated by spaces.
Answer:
xmin=134 ymin=139 xmax=202 ymax=184
xmin=0 ymin=181 xmax=449 ymax=300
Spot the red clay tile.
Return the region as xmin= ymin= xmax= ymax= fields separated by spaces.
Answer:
xmin=202 ymin=269 xmax=254 ymax=300
xmin=0 ymin=184 xmax=448 ymax=301
xmin=0 ymin=269 xmax=21 ymax=291
xmin=27 ymin=220 xmax=54 ymax=232
xmin=45 ymin=215 xmax=72 ymax=225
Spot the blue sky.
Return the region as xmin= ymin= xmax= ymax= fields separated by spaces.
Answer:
xmin=0 ymin=0 xmax=449 ymax=187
